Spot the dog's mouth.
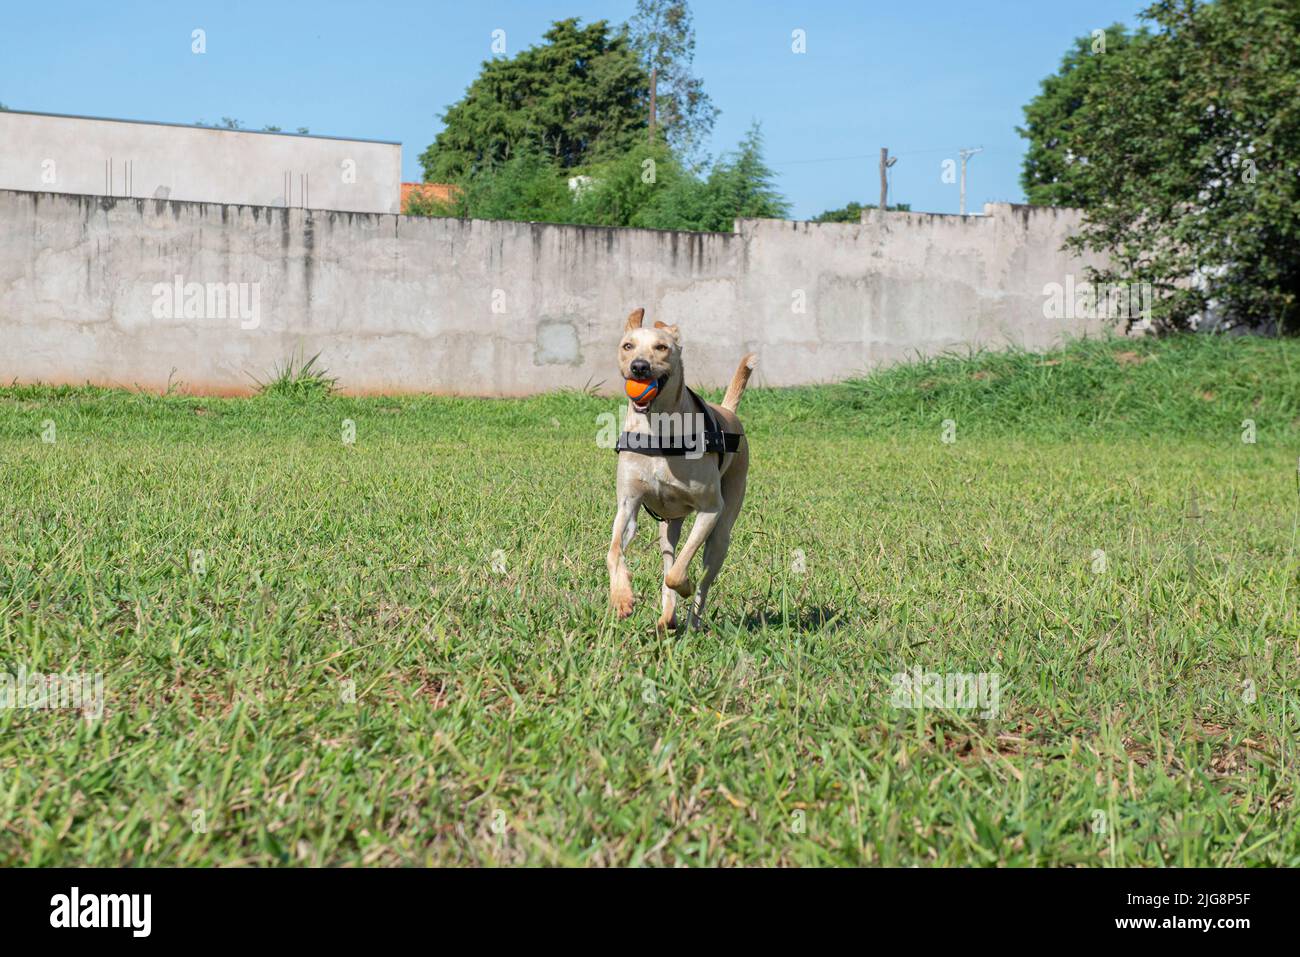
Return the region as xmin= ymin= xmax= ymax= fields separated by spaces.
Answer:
xmin=627 ymin=374 xmax=666 ymax=414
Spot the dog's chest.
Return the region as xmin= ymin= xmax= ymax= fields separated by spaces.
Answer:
xmin=638 ymin=458 xmax=714 ymax=518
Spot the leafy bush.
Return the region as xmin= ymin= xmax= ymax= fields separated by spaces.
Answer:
xmin=812 ymin=201 xmax=911 ymax=222
xmin=410 ymin=123 xmax=789 ymax=233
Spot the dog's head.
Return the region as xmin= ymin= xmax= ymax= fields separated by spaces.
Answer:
xmin=618 ymin=307 xmax=680 ymax=412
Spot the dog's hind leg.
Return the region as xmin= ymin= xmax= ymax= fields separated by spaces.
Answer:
xmin=607 ymin=496 xmax=642 ymax=619
xmin=656 ymin=518 xmax=683 ymax=632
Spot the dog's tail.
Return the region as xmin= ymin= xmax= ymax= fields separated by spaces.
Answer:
xmin=721 ymin=353 xmax=757 ymax=413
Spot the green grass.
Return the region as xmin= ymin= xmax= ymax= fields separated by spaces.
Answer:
xmin=1 ymin=334 xmax=1298 ymax=866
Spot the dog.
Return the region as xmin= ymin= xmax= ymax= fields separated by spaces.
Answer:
xmin=607 ymin=307 xmax=756 ymax=631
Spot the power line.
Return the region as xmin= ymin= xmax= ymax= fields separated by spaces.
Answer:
xmin=771 ymin=144 xmax=1001 ymax=167
xmin=771 ymin=152 xmax=880 ymax=166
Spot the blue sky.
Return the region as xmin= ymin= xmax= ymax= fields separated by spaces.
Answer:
xmin=1 ymin=0 xmax=1148 ymax=218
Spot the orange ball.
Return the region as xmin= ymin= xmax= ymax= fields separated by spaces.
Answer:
xmin=625 ymin=378 xmax=659 ymax=405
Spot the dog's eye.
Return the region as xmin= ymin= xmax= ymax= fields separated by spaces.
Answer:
xmin=622 ymin=342 xmax=633 ymax=351
xmin=655 ymin=344 xmax=668 ymax=351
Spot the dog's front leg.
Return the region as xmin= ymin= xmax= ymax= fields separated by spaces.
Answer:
xmin=664 ymin=505 xmax=720 ymax=599
xmin=607 ymin=496 xmax=641 ymax=619
xmin=656 ymin=518 xmax=683 ymax=632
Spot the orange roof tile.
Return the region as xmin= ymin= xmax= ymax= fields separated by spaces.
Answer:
xmin=402 ymin=182 xmax=461 ymax=211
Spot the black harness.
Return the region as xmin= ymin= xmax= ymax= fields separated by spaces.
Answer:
xmin=615 ymin=386 xmax=744 ymax=522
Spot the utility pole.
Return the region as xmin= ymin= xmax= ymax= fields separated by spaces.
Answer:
xmin=648 ymin=68 xmax=657 ymax=144
xmin=958 ymin=146 xmax=983 ymax=216
xmin=879 ymin=147 xmax=896 ymax=212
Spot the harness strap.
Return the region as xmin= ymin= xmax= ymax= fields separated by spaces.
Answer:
xmin=614 ymin=387 xmax=742 ymax=458
xmin=615 ymin=430 xmax=741 ymax=455
xmin=616 ymin=388 xmax=743 ymax=524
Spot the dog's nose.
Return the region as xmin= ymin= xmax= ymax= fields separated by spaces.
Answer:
xmin=630 ymin=359 xmax=652 ymax=378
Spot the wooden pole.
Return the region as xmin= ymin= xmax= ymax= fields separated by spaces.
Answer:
xmin=959 ymin=147 xmax=983 ymax=216
xmin=879 ymin=147 xmax=888 ymax=211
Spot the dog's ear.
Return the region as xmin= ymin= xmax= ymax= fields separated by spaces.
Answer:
xmin=625 ymin=307 xmax=645 ymax=331
xmin=653 ymin=320 xmax=680 ymax=341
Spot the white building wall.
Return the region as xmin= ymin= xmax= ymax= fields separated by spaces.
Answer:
xmin=0 ymin=110 xmax=400 ymax=214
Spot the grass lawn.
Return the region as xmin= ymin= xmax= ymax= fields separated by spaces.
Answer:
xmin=1 ymin=334 xmax=1298 ymax=866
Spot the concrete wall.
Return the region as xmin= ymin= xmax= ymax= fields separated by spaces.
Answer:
xmin=0 ymin=188 xmax=1107 ymax=396
xmin=0 ymin=111 xmax=400 ymax=215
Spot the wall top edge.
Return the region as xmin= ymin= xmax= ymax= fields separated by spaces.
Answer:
xmin=0 ymin=188 xmax=1084 ymax=236
xmin=0 ymin=108 xmax=401 ymax=147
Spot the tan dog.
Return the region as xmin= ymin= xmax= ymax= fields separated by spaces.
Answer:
xmin=607 ymin=307 xmax=756 ymax=631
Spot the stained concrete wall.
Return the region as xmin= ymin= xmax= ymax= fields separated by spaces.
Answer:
xmin=0 ymin=188 xmax=1107 ymax=396
xmin=0 ymin=111 xmax=400 ymax=215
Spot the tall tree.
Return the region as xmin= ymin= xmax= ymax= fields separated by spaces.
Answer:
xmin=420 ymin=19 xmax=648 ymax=181
xmin=628 ymin=0 xmax=719 ymax=167
xmin=1017 ymin=23 xmax=1148 ymax=207
xmin=1028 ymin=0 xmax=1300 ymax=332
xmin=712 ymin=123 xmax=790 ymax=222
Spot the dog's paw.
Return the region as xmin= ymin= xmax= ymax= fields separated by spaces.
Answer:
xmin=612 ymin=589 xmax=636 ymax=620
xmin=654 ymin=613 xmax=678 ymax=635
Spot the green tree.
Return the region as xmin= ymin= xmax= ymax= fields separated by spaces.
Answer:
xmin=1051 ymin=0 xmax=1300 ymax=331
xmin=638 ymin=123 xmax=789 ymax=231
xmin=628 ymin=0 xmax=718 ymax=167
xmin=408 ymin=146 xmax=573 ymax=223
xmin=408 ymin=124 xmax=789 ymax=234
xmin=420 ymin=19 xmax=648 ymax=181
xmin=573 ymin=140 xmax=689 ymax=227
xmin=706 ymin=123 xmax=790 ymax=223
xmin=1017 ymin=23 xmax=1148 ymax=207
xmin=464 ymin=148 xmax=575 ymax=222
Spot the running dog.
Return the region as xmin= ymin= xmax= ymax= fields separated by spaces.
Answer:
xmin=607 ymin=307 xmax=755 ymax=631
